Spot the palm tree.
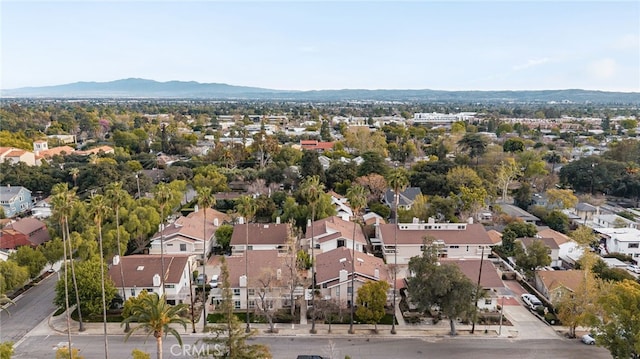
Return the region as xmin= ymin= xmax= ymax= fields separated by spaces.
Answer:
xmin=122 ymin=293 xmax=188 ymax=359
xmin=299 ymin=175 xmax=324 ymax=334
xmin=196 ymin=187 xmax=215 ymax=332
xmin=88 ymin=193 xmax=111 ymax=359
xmin=345 ymin=184 xmax=368 ymax=334
xmin=106 ymin=182 xmax=129 ymax=302
xmin=235 ymin=195 xmax=257 ymax=333
xmin=386 ymin=167 xmax=408 ymax=335
xmin=51 ymin=183 xmax=85 ymax=333
xmin=154 ymin=183 xmax=175 ymax=289
xmin=69 ymin=167 xmax=79 ymax=188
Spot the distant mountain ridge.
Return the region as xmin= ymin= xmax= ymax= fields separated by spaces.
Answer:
xmin=2 ymin=78 xmax=639 ymax=103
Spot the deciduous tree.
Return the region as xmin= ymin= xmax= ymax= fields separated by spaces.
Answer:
xmin=355 ymin=280 xmax=390 ymax=333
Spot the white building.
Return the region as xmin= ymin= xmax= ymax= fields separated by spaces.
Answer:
xmin=593 ymin=227 xmax=640 ymax=261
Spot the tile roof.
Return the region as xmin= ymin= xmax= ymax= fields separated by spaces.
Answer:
xmin=152 ymin=208 xmax=228 ymax=242
xmin=225 ymin=250 xmax=291 ymax=287
xmin=230 ymin=223 xmax=291 ymax=246
xmin=537 ymin=270 xmax=585 ymax=293
xmin=315 ymin=246 xmax=389 ymax=285
xmin=108 ymin=254 xmax=193 ymax=287
xmin=486 ymin=230 xmax=503 ymax=245
xmin=537 ymin=228 xmax=571 ymax=246
xmin=442 ymin=259 xmax=504 ymax=289
xmin=35 ymin=146 xmax=76 ymax=159
xmin=305 ymin=216 xmax=367 ymax=244
xmin=519 ymin=237 xmax=560 ymax=250
xmin=378 ymin=223 xmax=493 ymax=246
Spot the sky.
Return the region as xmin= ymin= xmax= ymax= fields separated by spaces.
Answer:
xmin=1 ymin=1 xmax=639 ymax=92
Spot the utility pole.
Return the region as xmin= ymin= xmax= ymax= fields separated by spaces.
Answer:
xmin=471 ymin=246 xmax=485 ymax=334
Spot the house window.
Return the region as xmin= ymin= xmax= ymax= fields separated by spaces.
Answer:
xmin=347 ymin=286 xmax=353 ymax=294
xmin=485 ymin=298 xmax=492 ymax=305
xmin=248 ymin=300 xmax=256 ymax=309
xmin=146 ymin=288 xmax=154 ymax=292
xmin=248 ymin=289 xmax=255 ymax=296
xmin=315 ymin=243 xmax=320 ymax=249
xmin=336 ymin=287 xmax=340 ymax=296
xmin=167 ymin=243 xmax=174 ymax=247
xmin=233 ymin=288 xmax=241 ymax=296
xmin=449 ymin=245 xmax=459 ymax=249
xmin=337 ymin=239 xmax=345 ymax=248
xmin=234 ymin=301 xmax=241 ymax=309
xmin=248 ymin=245 xmax=253 ymax=250
xmin=629 ymin=243 xmax=639 ymax=248
xmin=131 ymin=288 xmax=136 ymax=296
xmin=164 ymin=284 xmax=175 ymax=289
xmin=179 ymin=244 xmax=187 ymax=251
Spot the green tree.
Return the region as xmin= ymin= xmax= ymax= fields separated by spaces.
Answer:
xmin=458 ymin=133 xmax=488 ymax=168
xmin=131 ymin=349 xmax=151 ymax=359
xmin=597 ymin=280 xmax=640 ymax=359
xmin=0 ymin=341 xmax=13 ymax=359
xmin=122 ymin=293 xmax=189 ymax=359
xmin=54 ymin=257 xmax=117 ymax=317
xmin=554 ymin=270 xmax=600 ymax=338
xmin=445 ymin=166 xmax=483 ymax=193
xmin=300 ymin=151 xmax=325 ymax=183
xmin=496 ymin=159 xmax=522 ymax=202
xmin=214 ymin=224 xmax=233 ymax=254
xmin=355 ymin=280 xmax=390 ymax=333
xmin=197 ymin=187 xmax=216 ymax=331
xmin=0 ymin=260 xmax=29 ymax=293
xmin=235 ymin=195 xmax=257 ymax=333
xmin=544 ymin=210 xmax=570 ymax=233
xmin=345 ymin=184 xmax=368 ymax=334
xmin=459 ymin=185 xmax=488 ymax=220
xmin=407 ymin=239 xmax=476 ymax=336
xmin=55 ymin=346 xmax=84 ymax=359
xmin=154 ymin=182 xmax=176 ymax=289
xmin=41 ymin=237 xmax=64 ymax=270
xmin=201 ymin=257 xmax=272 ymax=358
xmin=9 ymin=246 xmax=46 ymax=279
xmin=503 ymin=138 xmax=525 ymax=153
xmin=357 ymin=151 xmax=388 ymax=177
xmin=545 ymin=188 xmax=578 ymax=209
xmin=514 ymin=240 xmax=551 ymax=277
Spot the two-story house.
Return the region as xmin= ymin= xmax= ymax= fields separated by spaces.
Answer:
xmin=0 ymin=217 xmax=50 ymax=249
xmin=593 ymin=227 xmax=640 ymax=261
xmin=230 ymin=222 xmax=291 ymax=254
xmin=375 ymin=219 xmax=493 ymax=267
xmin=0 ymin=147 xmax=36 ymax=166
xmin=149 ymin=207 xmax=229 ymax=262
xmin=0 ymin=185 xmax=33 ymax=218
xmin=108 ymin=254 xmax=197 ymax=305
xmin=537 ymin=228 xmax=584 ymax=268
xmin=315 ymin=247 xmax=390 ymax=308
xmin=443 ymin=259 xmax=505 ymax=311
xmin=222 ymin=250 xmax=294 ymax=311
xmin=304 ymin=216 xmax=368 ymax=255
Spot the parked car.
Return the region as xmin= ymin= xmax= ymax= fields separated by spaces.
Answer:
xmin=521 ymin=293 xmax=543 ymax=310
xmin=195 ymin=273 xmax=208 ymax=285
xmin=581 ymin=334 xmax=596 ymax=345
xmin=627 ymin=264 xmax=640 ymax=274
xmin=209 ymin=274 xmax=219 ymax=288
xmin=296 ymin=356 xmax=327 ymax=359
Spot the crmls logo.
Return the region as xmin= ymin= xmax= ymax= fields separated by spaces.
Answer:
xmin=170 ymin=343 xmax=225 ymax=358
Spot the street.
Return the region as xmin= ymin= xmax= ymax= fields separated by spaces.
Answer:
xmin=0 ymin=272 xmax=58 ymax=343
xmin=13 ymin=333 xmax=612 ymax=358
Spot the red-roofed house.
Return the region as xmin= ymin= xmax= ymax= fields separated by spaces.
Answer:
xmin=304 ymin=216 xmax=368 ymax=255
xmin=534 ymin=270 xmax=585 ymax=303
xmin=230 ymin=222 xmax=292 ymax=254
xmin=375 ymin=220 xmax=493 ymax=266
xmin=108 ymin=254 xmax=197 ymax=304
xmin=315 ymin=247 xmax=390 ymax=307
xmin=443 ymin=259 xmax=505 ymax=310
xmin=300 ymin=140 xmax=334 ymax=152
xmin=0 ymin=218 xmax=50 ymax=249
xmin=150 ymin=207 xmax=229 ymax=261
xmin=0 ymin=147 xmax=36 ymax=166
xmin=222 ymin=250 xmax=295 ymax=311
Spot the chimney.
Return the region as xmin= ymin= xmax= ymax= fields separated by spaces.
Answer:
xmin=467 ymin=217 xmax=474 ymax=224
xmin=194 ymin=204 xmax=199 ymax=213
xmin=113 ymin=255 xmax=120 ymax=266
xmin=428 ymin=217 xmax=435 ymax=223
xmin=238 ymin=216 xmax=245 ymax=225
xmin=276 ymin=216 xmax=281 ymax=224
xmin=213 ymin=218 xmax=219 ymax=226
xmin=374 ymin=268 xmax=380 ymax=279
xmin=152 ymin=273 xmax=161 ymax=287
xmin=239 ymin=275 xmax=247 ymax=288
xmin=339 ymin=269 xmax=348 ymax=283
xmin=307 ymin=219 xmax=312 ymax=227
xmin=412 ymin=217 xmax=419 ymax=224
xmin=341 ymin=213 xmax=350 ymax=221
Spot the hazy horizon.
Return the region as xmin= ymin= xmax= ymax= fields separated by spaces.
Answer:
xmin=2 ymin=1 xmax=639 ymax=92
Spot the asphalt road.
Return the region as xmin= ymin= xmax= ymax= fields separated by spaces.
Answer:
xmin=13 ymin=334 xmax=612 ymax=359
xmin=0 ymin=272 xmax=58 ymax=343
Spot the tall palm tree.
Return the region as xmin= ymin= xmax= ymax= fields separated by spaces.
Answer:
xmin=69 ymin=167 xmax=79 ymax=188
xmin=386 ymin=167 xmax=408 ymax=335
xmin=105 ymin=182 xmax=129 ymax=302
xmin=154 ymin=183 xmax=175 ymax=289
xmin=88 ymin=193 xmax=112 ymax=359
xmin=122 ymin=293 xmax=188 ymax=359
xmin=235 ymin=195 xmax=257 ymax=333
xmin=345 ymin=184 xmax=368 ymax=334
xmin=299 ymin=175 xmax=324 ymax=334
xmin=196 ymin=187 xmax=215 ymax=332
xmin=51 ymin=183 xmax=85 ymax=332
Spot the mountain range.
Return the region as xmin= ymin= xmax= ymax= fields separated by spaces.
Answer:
xmin=2 ymin=78 xmax=639 ymax=103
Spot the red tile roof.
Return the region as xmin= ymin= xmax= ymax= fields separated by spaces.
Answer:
xmin=305 ymin=216 xmax=367 ymax=245
xmin=225 ymin=250 xmax=291 ymax=287
xmin=108 ymin=254 xmax=192 ymax=287
xmin=441 ymin=259 xmax=504 ymax=289
xmin=315 ymin=247 xmax=389 ymax=285
xmin=230 ymin=223 xmax=291 ymax=246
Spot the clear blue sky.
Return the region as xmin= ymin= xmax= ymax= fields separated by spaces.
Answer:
xmin=2 ymin=1 xmax=639 ymax=92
